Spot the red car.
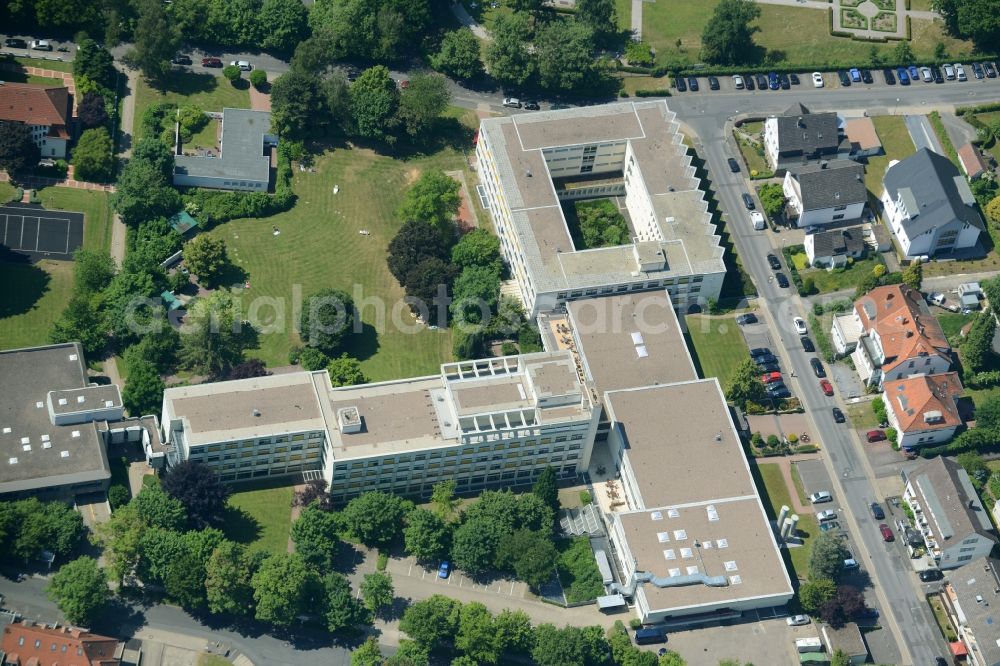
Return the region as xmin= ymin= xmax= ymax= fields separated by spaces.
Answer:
xmin=819 ymin=379 xmax=834 ymax=396
xmin=866 ymin=429 xmax=887 ymax=443
xmin=201 ymin=57 xmax=223 ymax=68
xmin=879 ymin=523 xmax=894 ymax=542
xmin=761 ymin=372 xmax=783 ymax=384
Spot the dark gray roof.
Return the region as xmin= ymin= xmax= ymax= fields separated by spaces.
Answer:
xmin=174 ymin=108 xmax=272 ymax=183
xmin=775 ymin=106 xmax=841 ymax=156
xmin=883 ymin=148 xmax=986 ymax=236
xmin=811 ymin=226 xmax=865 ymax=257
xmin=0 ymin=343 xmax=110 ymax=495
xmin=792 ymin=160 xmax=867 ymax=210
xmin=949 ymin=557 xmax=1000 ymax=666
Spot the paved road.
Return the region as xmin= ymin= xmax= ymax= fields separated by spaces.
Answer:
xmin=904 ymin=114 xmax=944 ymax=154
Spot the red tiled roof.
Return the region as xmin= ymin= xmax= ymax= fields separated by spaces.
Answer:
xmin=0 ymin=82 xmax=70 ymax=128
xmin=957 ymin=143 xmax=987 ymax=179
xmin=884 ymin=371 xmax=963 ymax=432
xmin=0 ymin=622 xmax=120 ymax=666
xmin=854 ymin=284 xmax=951 ymax=375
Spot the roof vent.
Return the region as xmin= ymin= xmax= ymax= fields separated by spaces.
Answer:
xmin=68 ymin=354 xmax=78 ymax=361
xmin=77 ymin=395 xmax=85 ymax=403
xmin=337 ymin=406 xmax=362 ymax=434
xmin=252 ymin=408 xmax=261 ymax=417
xmin=525 ymin=170 xmax=533 ymax=177
xmin=58 ymin=398 xmax=68 ymax=406
xmin=60 ymin=451 xmax=69 ymax=458
xmin=8 ymin=457 xmax=16 ymax=465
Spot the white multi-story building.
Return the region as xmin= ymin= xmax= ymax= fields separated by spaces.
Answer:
xmin=160 ymin=352 xmax=599 ymax=503
xmin=901 ymin=457 xmax=997 ymax=570
xmin=762 ymin=103 xmax=847 ymax=173
xmin=476 ymin=101 xmax=726 ymax=317
xmin=0 ymin=83 xmax=71 ymax=159
xmin=782 ymin=160 xmax=866 ymax=228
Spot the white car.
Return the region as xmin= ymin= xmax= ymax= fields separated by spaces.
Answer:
xmin=956 ymin=63 xmax=967 ymax=81
xmin=732 ymin=74 xmax=744 ymax=90
xmin=812 ymin=72 xmax=824 ymax=88
xmin=793 ymin=317 xmax=807 ymax=335
xmin=750 ymin=211 xmax=766 ymax=230
xmin=30 ymin=39 xmax=52 ymax=51
xmin=809 ymin=491 xmax=832 ymax=504
xmin=943 ymin=63 xmax=955 ymax=80
xmin=230 ymin=60 xmax=252 ymax=71
xmin=920 ymin=66 xmax=932 ymax=82
xmin=786 ymin=615 xmax=810 ymax=626
xmin=843 ymin=558 xmax=860 ymax=570
xmin=502 ymin=97 xmax=521 ymax=108
xmin=816 ymin=509 xmax=837 ymax=522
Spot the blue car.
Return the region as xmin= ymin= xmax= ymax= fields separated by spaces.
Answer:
xmin=908 ymin=64 xmax=920 ymax=81
xmin=438 ymin=561 xmax=450 ymax=579
xmin=896 ymin=67 xmax=910 ymax=85
xmin=768 ymin=72 xmax=779 ymax=90
xmin=849 ymin=68 xmax=861 ymax=82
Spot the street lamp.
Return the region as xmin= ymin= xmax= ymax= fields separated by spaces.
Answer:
xmin=894 ymin=97 xmax=901 ymax=115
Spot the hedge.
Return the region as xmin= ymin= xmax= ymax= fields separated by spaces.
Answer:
xmin=635 ymin=89 xmax=671 ymax=97
xmin=794 ymin=444 xmax=820 ymax=454
xmin=809 ymin=313 xmax=837 ymax=363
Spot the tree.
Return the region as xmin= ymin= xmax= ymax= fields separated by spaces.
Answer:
xmin=205 ymin=541 xmax=261 ymax=616
xmin=532 ymin=466 xmax=560 ymax=515
xmin=72 ymin=127 xmax=114 ymax=182
xmin=108 ymin=485 xmax=131 ymax=510
xmin=183 ymin=235 xmax=229 ymax=286
xmin=342 ymin=491 xmax=410 ymax=547
xmin=577 ymin=0 xmax=616 ymax=34
xmin=450 ymin=265 xmax=501 ymax=325
xmin=129 ymin=0 xmax=180 ymax=82
xmin=757 ymin=183 xmax=785 ymax=219
xmin=398 ymin=73 xmax=451 ymax=137
xmin=388 ymin=219 xmax=453 ymax=285
xmin=121 ymin=358 xmax=165 ymax=416
xmin=249 ymin=69 xmax=267 ymax=90
xmin=111 ymin=159 xmax=181 ymax=225
xmin=298 ymin=347 xmax=330 ymax=371
xmin=431 ymin=479 xmax=459 ymax=521
xmin=161 ymin=460 xmax=230 ymax=529
xmin=659 ymin=652 xmax=688 ymax=666
xmin=725 ymin=357 xmax=767 ymax=408
xmin=50 ymin=294 xmax=109 ymax=356
xmin=531 ymin=624 xmax=609 ymax=666
xmin=132 ymin=483 xmax=187 ymax=530
xmin=399 ymin=595 xmax=461 ymax=652
xmin=397 ymin=170 xmax=461 ymax=240
xmin=229 ymin=359 xmax=270 ymax=379
xmin=180 ymin=291 xmax=257 ymax=377
xmin=456 ymin=602 xmax=500 ymax=664
xmin=404 ymin=508 xmax=452 ymax=561
xmin=46 ymin=556 xmax=108 ymax=625
xmin=507 ymin=531 xmax=559 ymax=589
xmin=957 ymin=451 xmax=990 ymax=489
xmin=700 ymin=0 xmax=761 ymax=65
xmin=902 ymin=262 xmax=922 ymax=290
xmin=835 ymin=584 xmax=866 ymax=618
xmin=290 ymin=505 xmax=341 ymax=569
xmin=0 ymin=121 xmax=41 ymax=175
xmin=986 ymin=195 xmax=1000 ymax=225
xmin=431 ymin=29 xmax=482 ymax=80
xmin=299 ymin=288 xmax=355 ymax=355
xmin=131 ymin=136 xmax=176 ymax=180
xmin=495 ymin=609 xmax=534 ymax=655
xmin=535 ymin=21 xmax=598 ymax=94
xmin=258 ymin=0 xmax=308 ymax=51
xmin=974 ymin=393 xmax=1000 ymax=432
xmin=74 ymin=38 xmax=116 ymax=89
xmin=78 ymin=92 xmax=110 ymax=129
xmin=326 ymin=354 xmax=368 ymax=387
xmin=830 ymin=650 xmax=851 ymax=666
xmin=73 ymin=248 xmax=116 ymax=294
xmin=962 ymin=308 xmax=996 ymax=373
xmin=293 ymin=479 xmax=334 ymax=511
xmin=323 ymin=572 xmax=369 ymax=632
xmin=360 ymin=571 xmax=394 ymax=617
xmin=452 ymin=229 xmax=502 ymax=273
xmin=486 ymin=13 xmax=536 ymax=88
xmin=798 ymin=577 xmax=837 ymax=614
xmin=251 ymin=553 xmax=321 ymax=626
xmin=893 ymin=39 xmax=915 ymax=64
xmin=270 ymin=71 xmax=325 ymax=139
xmin=223 ymin=65 xmax=242 ymax=85
xmin=809 ymin=530 xmax=851 ymax=580
xmin=352 ymin=637 xmax=384 ymax=666
xmin=385 ymin=641 xmax=430 ymax=666
xmin=350 ymin=65 xmax=399 ymax=141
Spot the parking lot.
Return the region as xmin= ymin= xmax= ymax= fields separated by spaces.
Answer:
xmin=383 ymin=555 xmax=528 ymax=599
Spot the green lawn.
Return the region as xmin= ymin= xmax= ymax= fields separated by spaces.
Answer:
xmin=755 ymin=462 xmax=817 ymax=580
xmin=800 ymin=257 xmax=883 ymax=294
xmin=0 ymin=66 xmax=64 ymax=87
xmin=185 ymin=118 xmax=218 ymax=152
xmin=683 ymin=313 xmax=748 ymax=391
xmin=866 ymin=116 xmax=916 ymax=196
xmin=936 ymin=312 xmax=976 ymax=346
xmin=13 ymin=56 xmax=73 ymax=72
xmin=222 ymin=486 xmax=294 ymax=556
xmin=134 ymin=71 xmax=250 ymax=144
xmin=198 ymin=654 xmax=233 ymax=666
xmin=204 ymin=133 xmax=476 ymax=379
xmin=615 ymin=0 xmax=631 ymax=30
xmin=846 ymin=401 xmax=881 ymax=430
xmin=37 ymin=187 xmax=113 ymax=253
xmin=0 ymin=182 xmax=15 ymax=203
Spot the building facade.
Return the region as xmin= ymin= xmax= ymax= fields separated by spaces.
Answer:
xmin=762 ymin=103 xmax=847 ymax=172
xmin=0 ymin=82 xmax=71 ymax=159
xmin=940 ymin=557 xmax=1000 ymax=666
xmin=882 ymin=372 xmax=965 ymax=448
xmin=782 ymin=160 xmax=866 ymax=228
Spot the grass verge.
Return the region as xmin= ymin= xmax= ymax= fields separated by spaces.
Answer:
xmin=866 ymin=116 xmax=916 ymax=196
xmin=13 ymin=56 xmax=73 ymax=72
xmin=789 ymin=463 xmax=809 ymax=505
xmin=755 ymin=462 xmax=817 ymax=579
xmin=222 ymin=486 xmax=294 ymax=556
xmin=556 ymin=537 xmax=605 ymax=603
xmin=927 ymin=111 xmax=960 ymax=168
xmin=799 ymin=257 xmax=883 ymax=294
xmin=683 ymin=314 xmax=748 ymax=391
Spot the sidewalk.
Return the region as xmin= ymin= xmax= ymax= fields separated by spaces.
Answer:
xmin=450 ymin=2 xmax=492 ymax=40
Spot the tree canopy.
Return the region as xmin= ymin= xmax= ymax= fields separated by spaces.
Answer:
xmin=349 ymin=65 xmax=400 ymax=142
xmin=161 ymin=461 xmax=230 ymax=529
xmin=403 ymin=508 xmax=452 ymax=561
xmin=342 ymin=491 xmax=411 ymax=548
xmin=290 ymin=504 xmax=341 ymax=569
xmin=73 ymin=127 xmax=115 ymax=182
xmin=397 ymin=170 xmax=461 ymax=241
xmin=46 ymin=556 xmax=109 ymax=626
xmin=725 ymin=357 xmax=767 ymax=409
xmin=179 ymin=291 xmax=257 ymax=377
xmin=299 ymin=288 xmax=355 ymax=355
xmin=431 ymin=28 xmax=483 ymax=80
xmin=0 ymin=121 xmax=41 ymax=175
xmin=183 ymin=235 xmax=230 ymax=286
xmin=808 ymin=530 xmax=852 ymax=580
xmin=700 ymin=0 xmax=762 ymax=66
xmin=251 ymin=553 xmax=321 ymax=626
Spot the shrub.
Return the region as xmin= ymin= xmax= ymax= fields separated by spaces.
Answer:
xmin=250 ymin=69 xmax=267 ymax=89
xmin=787 ymin=433 xmax=799 ymax=444
xmin=223 ymin=65 xmax=241 ymax=84
xmin=886 ymin=427 xmax=898 ymax=444
xmin=628 ymin=618 xmax=643 ymax=630
xmin=376 ymin=551 xmax=389 ymax=571
xmin=624 ymin=41 xmax=654 ymax=67
xmin=501 ymin=341 xmax=518 ymax=356
xmin=108 ymin=484 xmax=130 ymax=510
xmin=794 ymin=444 xmax=819 ymax=454
xmin=579 ymin=490 xmax=592 ymax=505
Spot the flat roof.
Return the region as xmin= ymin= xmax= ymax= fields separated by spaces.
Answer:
xmin=49 ymin=385 xmax=121 ymax=415
xmin=174 ymin=108 xmax=271 ymax=183
xmin=568 ymin=291 xmax=697 ymax=395
xmin=479 ymin=101 xmax=726 ymax=295
xmin=0 ymin=343 xmax=110 ymax=494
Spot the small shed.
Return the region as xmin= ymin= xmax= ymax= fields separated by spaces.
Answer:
xmin=958 ymin=282 xmax=982 ymax=310
xmin=820 ymin=623 xmax=868 ymax=666
xmin=596 ymin=594 xmax=627 ymax=612
xmin=957 ymin=143 xmax=988 ymax=180
xmin=160 ymin=291 xmax=184 ymax=311
xmin=168 ymin=210 xmax=201 ymax=237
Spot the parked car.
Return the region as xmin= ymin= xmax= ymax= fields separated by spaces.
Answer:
xmin=761 ymin=371 xmax=783 ymax=384
xmin=786 ymin=615 xmax=810 ymax=626
xmin=768 ymin=72 xmax=780 ymax=90
xmin=908 ymin=64 xmax=920 ymax=81
xmin=4 ymin=38 xmax=27 ymax=48
xmin=742 ymin=192 xmax=755 ymax=210
xmin=811 ymin=358 xmax=826 ymax=378
xmin=984 ymin=62 xmax=997 ymax=78
xmin=972 ymin=62 xmax=985 ymax=79
xmin=708 ymin=76 xmax=720 ymax=90
xmin=779 ymin=73 xmax=790 ymax=89
xmin=524 ymin=101 xmax=540 ymax=110
xmin=733 ymin=74 xmax=745 ymax=89
xmin=768 ymin=385 xmax=791 ymax=399
xmin=812 ymin=72 xmax=824 ymax=88
xmin=849 ymin=68 xmax=862 ymax=82
xmin=837 ymin=70 xmax=851 ymax=86
xmin=896 ymin=67 xmax=910 ymax=85
xmin=801 ymin=336 xmax=815 ymax=352
xmin=816 ymin=509 xmax=838 ymax=522
xmin=820 ymin=521 xmax=841 ymax=532
xmin=879 ymin=523 xmax=894 ymax=541
xmin=749 ymin=211 xmax=766 ymax=230
xmin=171 ymin=54 xmax=192 ymax=65
xmin=755 ymin=73 xmax=768 ymax=89
xmin=749 ymin=347 xmax=771 ymax=357
xmin=30 ymin=39 xmax=52 ymax=51
xmin=956 ymin=63 xmax=967 ymax=81
xmin=920 ymin=66 xmax=933 ymax=82
xmin=932 ymin=65 xmax=944 ymax=83
xmin=871 ymin=502 xmax=885 ymax=520
xmin=919 ymin=569 xmax=944 ymax=582
xmin=767 ymin=254 xmax=781 ymax=270
xmin=866 ymin=429 xmax=887 ymax=443
xmin=843 ymin=558 xmax=860 ymax=570
xmin=230 ymin=60 xmax=252 ymax=71
xmin=728 ymin=157 xmax=741 ymax=172
xmin=758 ymin=361 xmax=781 ymax=373
xmin=789 ymin=73 xmax=800 ymax=85
xmin=202 ymin=57 xmax=223 ymax=67
xmin=744 ymin=74 xmax=755 ymax=90
xmin=809 ymin=491 xmax=832 ymax=504
xmin=502 ymin=97 xmax=522 ymax=108
xmin=675 ymin=76 xmax=687 ymax=92
xmin=820 ymin=379 xmax=834 ymax=396
xmin=793 ymin=317 xmax=807 ymax=335
xmin=861 ymin=69 xmax=873 ymax=83
xmin=882 ymin=68 xmax=896 ymax=84
xmin=688 ymin=76 xmax=699 ymax=91
xmin=438 ymin=561 xmax=450 ymax=578
xmin=944 ymin=63 xmax=956 ymax=79
xmin=832 ymin=407 xmax=845 ymax=423
xmin=775 ymin=273 xmax=789 ymax=288
xmin=736 ymin=313 xmax=758 ymax=325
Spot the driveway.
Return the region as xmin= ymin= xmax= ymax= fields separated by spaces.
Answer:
xmin=904 ymin=115 xmax=944 ymax=155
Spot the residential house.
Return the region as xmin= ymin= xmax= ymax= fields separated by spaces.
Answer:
xmin=881 ymin=148 xmax=985 ymax=259
xmin=804 ymin=226 xmax=866 ymax=268
xmin=819 ymin=622 xmax=868 ymax=665
xmin=958 ymin=143 xmax=989 ymax=181
xmin=843 ymin=116 xmax=883 ymax=159
xmin=173 ymin=108 xmax=276 ymax=192
xmin=0 ymin=82 xmax=71 ymax=159
xmin=0 ymin=621 xmax=121 ymax=666
xmin=763 ymin=103 xmax=848 ymax=173
xmin=901 ymin=457 xmax=997 ymax=570
xmin=782 ymin=160 xmax=867 ymax=228
xmin=831 ymin=284 xmax=951 ymax=387
xmin=940 ymin=557 xmax=1000 ymax=666
xmin=882 ymin=372 xmax=965 ymax=448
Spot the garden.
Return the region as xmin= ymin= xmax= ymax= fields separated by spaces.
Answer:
xmin=222 ymin=485 xmax=295 ymax=556
xmin=133 ymin=70 xmax=250 ymax=144
xmin=840 ymin=8 xmax=868 ymax=30
xmin=563 ymin=199 xmax=631 ymax=250
xmin=684 ymin=313 xmax=749 ymax=393
xmin=872 ymin=11 xmax=898 ymax=32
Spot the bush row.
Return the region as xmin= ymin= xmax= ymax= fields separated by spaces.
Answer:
xmin=634 ymin=89 xmax=672 ymax=97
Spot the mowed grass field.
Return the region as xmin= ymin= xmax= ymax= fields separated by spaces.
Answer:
xmin=0 ymin=188 xmax=112 ymax=352
xmin=866 ymin=115 xmax=916 ymax=195
xmin=203 ymin=119 xmax=477 ymax=380
xmin=755 ymin=462 xmax=818 ymax=579
xmin=134 ymin=71 xmax=250 ymax=143
xmin=223 ymin=486 xmax=294 ymax=556
xmin=683 ymin=313 xmax=747 ymax=392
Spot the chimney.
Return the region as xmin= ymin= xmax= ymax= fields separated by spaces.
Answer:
xmin=797 ymin=116 xmax=804 ymax=128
